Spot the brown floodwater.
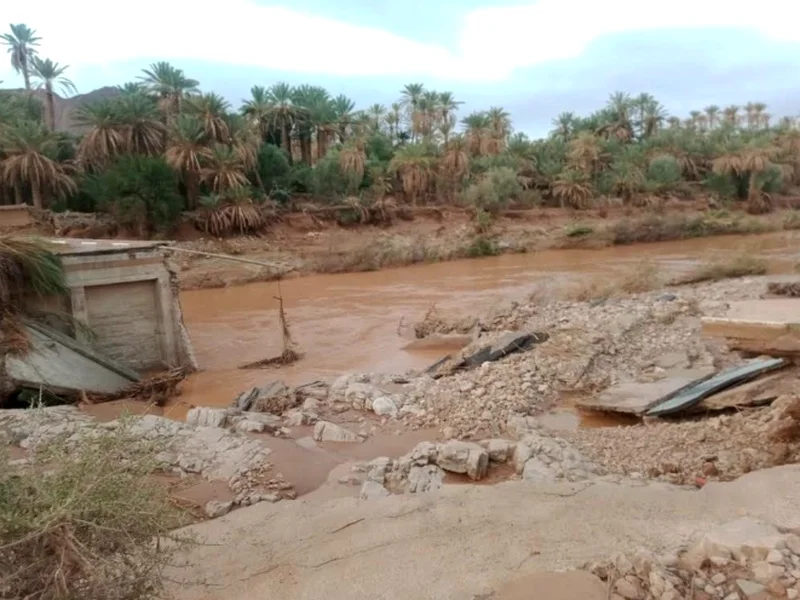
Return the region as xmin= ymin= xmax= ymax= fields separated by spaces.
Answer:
xmin=175 ymin=231 xmax=800 ymax=420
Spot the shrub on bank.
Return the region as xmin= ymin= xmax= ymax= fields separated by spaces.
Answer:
xmin=0 ymin=419 xmax=188 ymax=600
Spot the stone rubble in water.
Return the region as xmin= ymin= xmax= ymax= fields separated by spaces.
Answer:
xmin=0 ymin=405 xmax=294 ymax=513
xmin=586 ymin=518 xmax=800 ymax=600
xmin=385 ymin=279 xmax=768 ymax=438
xmin=346 ymin=425 xmax=598 ymax=496
xmin=312 ymin=420 xmax=364 ymax=443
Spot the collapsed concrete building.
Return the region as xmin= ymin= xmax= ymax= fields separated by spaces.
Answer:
xmin=4 ymin=239 xmax=197 ymax=398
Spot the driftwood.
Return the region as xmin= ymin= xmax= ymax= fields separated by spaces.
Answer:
xmin=238 ymin=286 xmax=303 ymax=369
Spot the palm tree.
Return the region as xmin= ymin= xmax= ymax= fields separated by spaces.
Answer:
xmin=1 ymin=24 xmax=40 ymax=92
xmin=117 ymin=82 xmax=145 ymax=96
xmin=486 ymin=106 xmax=511 ymax=153
xmin=332 ymin=94 xmax=356 ymax=143
xmin=634 ymin=93 xmax=656 ymax=137
xmin=116 ymin=93 xmax=165 ymax=156
xmin=642 ymin=102 xmax=667 ymax=137
xmin=389 ymin=143 xmax=433 ymax=205
xmin=367 ymin=103 xmax=386 ymax=133
xmin=138 ymin=62 xmax=199 ymax=121
xmin=400 ymin=83 xmax=425 ymax=142
xmin=29 ymin=57 xmax=77 ymax=131
xmin=667 ymin=116 xmax=682 ymax=129
xmin=201 ymin=144 xmax=248 ymax=193
xmin=386 ymin=103 xmax=402 ymax=142
xmin=73 ymin=99 xmax=125 ymax=168
xmin=461 ymin=111 xmax=491 ymax=156
xmin=165 ymin=114 xmax=210 ymax=209
xmin=552 ymin=112 xmax=575 ymax=141
xmin=187 ymin=92 xmax=230 ymax=142
xmin=704 ymin=105 xmax=720 ymax=129
xmin=752 ymin=103 xmax=768 ymax=129
xmin=241 ymin=85 xmax=272 ymax=141
xmin=0 ymin=120 xmax=76 ymax=208
xmin=437 ymin=92 xmax=462 ymax=126
xmin=723 ymin=105 xmax=741 ymax=127
xmin=266 ymin=82 xmax=297 ymax=159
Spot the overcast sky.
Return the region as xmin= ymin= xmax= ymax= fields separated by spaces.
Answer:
xmin=3 ymin=0 xmax=800 ymax=136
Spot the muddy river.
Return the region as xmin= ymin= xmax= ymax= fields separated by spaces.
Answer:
xmin=172 ymin=231 xmax=800 ymax=419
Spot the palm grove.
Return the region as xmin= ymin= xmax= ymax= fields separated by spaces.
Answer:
xmin=2 ymin=23 xmax=800 ymax=236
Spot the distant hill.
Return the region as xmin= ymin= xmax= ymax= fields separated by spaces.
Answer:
xmin=2 ymin=86 xmax=122 ymax=133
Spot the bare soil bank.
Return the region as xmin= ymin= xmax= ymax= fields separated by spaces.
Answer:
xmin=171 ymin=202 xmax=800 ymax=290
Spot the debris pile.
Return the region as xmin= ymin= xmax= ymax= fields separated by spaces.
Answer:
xmin=564 ymin=396 xmax=800 ymax=485
xmin=588 ymin=518 xmax=800 ymax=600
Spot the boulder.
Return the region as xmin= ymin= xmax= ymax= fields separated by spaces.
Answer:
xmin=204 ymin=500 xmax=233 ymax=519
xmin=313 ymin=421 xmax=363 ymax=443
xmin=372 ymin=396 xmax=398 ymax=417
xmin=462 ymin=331 xmax=549 ymax=368
xmin=359 ymin=480 xmax=390 ymax=500
xmin=480 ymin=439 xmax=515 ymax=463
xmin=284 ymin=409 xmax=317 ymax=427
xmin=234 ymin=419 xmax=266 ymax=433
xmin=406 ymin=465 xmax=444 ymax=493
xmin=683 ymin=518 xmax=784 ymax=568
xmin=186 ymin=407 xmax=228 ymax=428
xmin=435 ymin=440 xmax=489 ymax=480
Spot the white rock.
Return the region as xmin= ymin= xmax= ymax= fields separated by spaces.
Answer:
xmin=482 ymin=439 xmax=515 ymax=463
xmin=711 ymin=573 xmax=726 ymax=585
xmin=785 ymin=534 xmax=800 ymax=556
xmin=186 ymin=407 xmax=228 ymax=428
xmin=788 ymin=589 xmax=798 ymax=600
xmin=685 ymin=518 xmax=783 ymax=567
xmin=752 ymin=561 xmax=784 ymax=584
xmin=313 ymin=421 xmax=363 ymax=443
xmin=767 ymin=549 xmax=785 ymax=565
xmin=372 ymin=396 xmax=398 ymax=417
xmin=522 ymin=457 xmax=554 ymax=482
xmin=406 ymin=465 xmax=444 ymax=493
xmin=359 ymin=480 xmax=390 ymax=500
xmin=736 ymin=579 xmax=767 ymax=599
xmin=436 ymin=441 xmax=488 ymax=481
xmin=204 ymin=500 xmax=233 ymax=518
xmin=234 ymin=419 xmax=265 ymax=433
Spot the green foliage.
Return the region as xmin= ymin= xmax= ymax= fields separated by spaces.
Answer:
xmin=566 ymin=224 xmax=594 ymax=237
xmin=365 ymin=133 xmax=394 ymax=163
xmin=85 ymin=155 xmax=182 ymax=235
xmin=257 ymin=143 xmax=291 ymax=192
xmin=704 ymin=172 xmax=738 ymax=200
xmin=647 ymin=154 xmax=682 ymax=188
xmin=287 ymin=164 xmax=314 ymax=193
xmin=464 ymin=166 xmax=521 ymax=211
xmin=465 ymin=235 xmax=500 ymax=257
xmin=312 ymin=149 xmax=361 ymax=200
xmin=756 ymin=164 xmax=784 ymax=194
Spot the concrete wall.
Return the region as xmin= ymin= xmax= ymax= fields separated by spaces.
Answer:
xmin=36 ymin=246 xmax=197 ymax=373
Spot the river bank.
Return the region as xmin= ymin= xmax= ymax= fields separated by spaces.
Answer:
xmin=170 ymin=204 xmax=800 ymax=290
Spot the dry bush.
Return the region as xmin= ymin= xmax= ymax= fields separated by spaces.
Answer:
xmin=0 ymin=420 xmax=190 ymax=600
xmin=674 ymin=253 xmax=768 ymax=285
xmin=617 ymin=260 xmax=662 ymax=293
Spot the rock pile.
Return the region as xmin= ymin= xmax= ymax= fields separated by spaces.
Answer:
xmin=371 ymin=279 xmax=768 ymax=438
xmin=350 ymin=425 xmax=599 ymax=498
xmin=588 ymin=518 xmax=800 ymax=600
xmin=564 ymin=396 xmax=800 ymax=486
xmin=0 ymin=406 xmax=294 ymax=514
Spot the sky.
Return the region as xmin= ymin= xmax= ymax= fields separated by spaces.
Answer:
xmin=2 ymin=0 xmax=800 ymax=137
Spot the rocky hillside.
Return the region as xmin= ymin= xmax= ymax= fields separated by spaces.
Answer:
xmin=2 ymin=86 xmax=121 ymax=132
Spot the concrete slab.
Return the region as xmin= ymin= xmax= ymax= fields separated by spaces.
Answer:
xmin=693 ymin=370 xmax=796 ymax=413
xmin=702 ymin=299 xmax=800 ymax=355
xmin=576 ymin=368 xmax=715 ymax=415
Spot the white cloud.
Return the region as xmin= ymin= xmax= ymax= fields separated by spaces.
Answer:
xmin=1 ymin=0 xmax=799 ymax=89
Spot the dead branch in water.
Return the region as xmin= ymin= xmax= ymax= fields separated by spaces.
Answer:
xmin=87 ymin=366 xmax=187 ymax=406
xmin=239 ymin=284 xmax=303 ymax=369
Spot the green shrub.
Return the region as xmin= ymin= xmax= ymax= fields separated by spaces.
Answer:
xmin=704 ymin=172 xmax=738 ymax=200
xmin=257 ymin=143 xmax=291 ymax=193
xmin=287 ymin=164 xmax=314 ymax=194
xmin=465 ymin=235 xmax=500 ymax=257
xmin=647 ymin=155 xmax=682 ymax=189
xmin=85 ymin=155 xmax=182 ymax=235
xmin=312 ymin=150 xmax=359 ymax=201
xmin=756 ymin=164 xmax=784 ymax=194
xmin=464 ymin=167 xmax=521 ymax=211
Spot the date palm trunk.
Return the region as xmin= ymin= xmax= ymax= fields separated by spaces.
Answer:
xmin=31 ymin=184 xmax=43 ymax=210
xmin=45 ymin=86 xmax=56 ymax=131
